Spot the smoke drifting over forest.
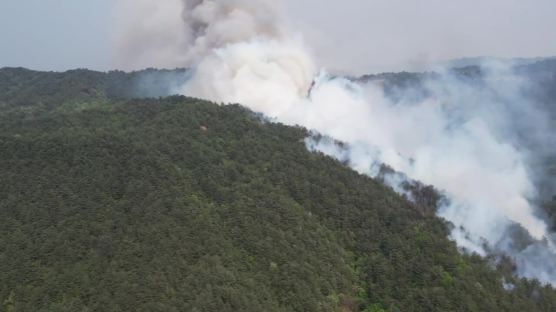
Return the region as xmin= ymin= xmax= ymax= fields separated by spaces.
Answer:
xmin=115 ymin=0 xmax=556 ymax=285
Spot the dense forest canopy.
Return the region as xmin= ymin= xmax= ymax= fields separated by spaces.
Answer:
xmin=1 ymin=65 xmax=556 ymax=311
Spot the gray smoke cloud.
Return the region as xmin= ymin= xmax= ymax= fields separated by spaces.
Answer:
xmin=114 ymin=0 xmax=556 ymax=285
xmin=113 ymin=0 xmax=556 ymax=74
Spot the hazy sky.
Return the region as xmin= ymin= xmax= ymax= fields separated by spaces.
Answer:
xmin=286 ymin=0 xmax=556 ymax=73
xmin=0 ymin=0 xmax=111 ymax=71
xmin=1 ymin=0 xmax=556 ymax=73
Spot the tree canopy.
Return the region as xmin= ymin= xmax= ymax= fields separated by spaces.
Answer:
xmin=1 ymin=67 xmax=556 ymax=311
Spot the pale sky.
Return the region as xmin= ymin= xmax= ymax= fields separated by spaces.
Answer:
xmin=0 ymin=0 xmax=111 ymax=71
xmin=1 ymin=0 xmax=555 ymax=73
xmin=285 ymin=0 xmax=556 ymax=73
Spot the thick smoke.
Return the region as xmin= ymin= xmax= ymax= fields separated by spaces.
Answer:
xmin=176 ymin=0 xmax=316 ymax=117
xmin=115 ymin=1 xmax=556 ymax=285
xmin=305 ymin=68 xmax=556 ymax=284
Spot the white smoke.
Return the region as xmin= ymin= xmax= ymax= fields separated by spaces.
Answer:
xmin=304 ymin=69 xmax=556 ymax=284
xmin=114 ymin=0 xmax=556 ymax=285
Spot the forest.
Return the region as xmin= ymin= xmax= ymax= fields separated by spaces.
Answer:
xmin=1 ymin=66 xmax=556 ymax=311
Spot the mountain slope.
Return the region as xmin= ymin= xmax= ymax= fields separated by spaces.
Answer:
xmin=1 ymin=69 xmax=556 ymax=311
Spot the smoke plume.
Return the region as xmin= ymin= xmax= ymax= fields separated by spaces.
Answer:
xmin=115 ymin=0 xmax=556 ymax=285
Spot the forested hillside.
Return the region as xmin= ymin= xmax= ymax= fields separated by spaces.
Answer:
xmin=1 ymin=68 xmax=556 ymax=311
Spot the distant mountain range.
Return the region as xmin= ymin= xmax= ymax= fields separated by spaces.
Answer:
xmin=439 ymin=56 xmax=556 ymax=69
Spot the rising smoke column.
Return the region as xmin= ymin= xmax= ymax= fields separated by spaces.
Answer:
xmin=115 ymin=0 xmax=556 ymax=285
xmin=176 ymin=0 xmax=316 ymax=117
